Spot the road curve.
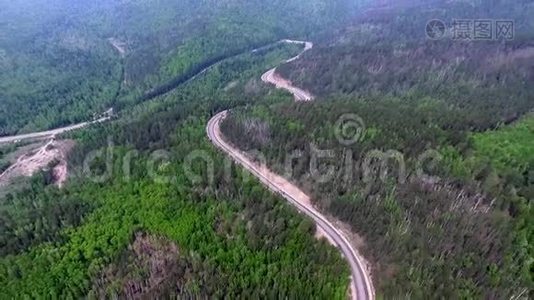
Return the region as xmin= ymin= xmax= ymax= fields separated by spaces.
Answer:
xmin=207 ymin=111 xmax=374 ymax=300
xmin=207 ymin=40 xmax=374 ymax=300
xmin=260 ymin=40 xmax=314 ymax=101
xmin=0 ymin=39 xmax=303 ymax=146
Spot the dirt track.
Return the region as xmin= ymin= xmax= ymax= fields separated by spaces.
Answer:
xmin=0 ymin=109 xmax=111 ymax=191
xmin=260 ymin=40 xmax=314 ymax=101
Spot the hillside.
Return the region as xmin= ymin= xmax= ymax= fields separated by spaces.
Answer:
xmin=0 ymin=0 xmax=364 ymax=298
xmin=0 ymin=0 xmax=532 ymax=298
xmin=0 ymin=0 xmax=360 ymax=137
xmin=221 ymin=0 xmax=534 ymax=297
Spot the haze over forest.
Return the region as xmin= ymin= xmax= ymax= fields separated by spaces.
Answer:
xmin=0 ymin=0 xmax=532 ymax=298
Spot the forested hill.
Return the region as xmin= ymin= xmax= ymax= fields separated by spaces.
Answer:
xmin=0 ymin=0 xmax=362 ymax=137
xmin=277 ymin=0 xmax=534 ymax=132
xmin=0 ymin=1 xmax=370 ymax=298
xmin=2 ymin=0 xmax=532 ymax=298
xmin=221 ymin=0 xmax=534 ymax=297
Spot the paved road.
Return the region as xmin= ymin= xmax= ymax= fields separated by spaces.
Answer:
xmin=0 ymin=39 xmax=304 ymax=146
xmin=0 ymin=115 xmax=110 ymax=145
xmin=207 ymin=111 xmax=374 ymax=300
xmin=207 ymin=40 xmax=374 ymax=300
xmin=1 ymin=37 xmax=374 ymax=299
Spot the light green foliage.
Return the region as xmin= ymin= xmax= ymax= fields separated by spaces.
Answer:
xmin=472 ymin=116 xmax=534 ymax=174
xmin=0 ymin=124 xmax=349 ymax=298
xmin=0 ymin=37 xmax=350 ymax=298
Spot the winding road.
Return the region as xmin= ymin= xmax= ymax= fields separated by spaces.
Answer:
xmin=260 ymin=40 xmax=314 ymax=101
xmin=1 ymin=37 xmax=374 ymax=299
xmin=207 ymin=40 xmax=374 ymax=300
xmin=0 ymin=39 xmax=304 ymax=146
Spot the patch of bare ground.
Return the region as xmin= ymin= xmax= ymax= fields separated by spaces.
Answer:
xmin=91 ymin=232 xmax=198 ymax=299
xmin=0 ymin=139 xmax=75 ymax=188
xmin=108 ymin=38 xmax=127 ymax=57
xmin=1 ymin=141 xmax=44 ymax=163
xmin=223 ymin=80 xmax=239 ymax=91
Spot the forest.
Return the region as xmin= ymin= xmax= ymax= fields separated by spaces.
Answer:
xmin=0 ymin=0 xmax=532 ymax=298
xmin=0 ymin=26 xmax=352 ymax=297
xmin=221 ymin=0 xmax=533 ymax=298
xmin=222 ymin=100 xmax=532 ymax=298
xmin=0 ymin=0 xmax=360 ymax=137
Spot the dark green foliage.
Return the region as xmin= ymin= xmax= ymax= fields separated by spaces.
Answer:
xmin=222 ymin=96 xmax=533 ymax=298
xmin=219 ymin=2 xmax=534 ymax=296
xmin=0 ymin=0 xmax=361 ymax=137
xmin=2 ymin=0 xmax=532 ymax=298
xmin=0 ymin=39 xmax=350 ymax=298
xmin=0 ymin=177 xmax=93 ymax=256
xmin=0 ymin=122 xmax=349 ymax=299
xmin=278 ymin=0 xmax=534 ymax=131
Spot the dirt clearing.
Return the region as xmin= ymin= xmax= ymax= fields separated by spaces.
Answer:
xmin=0 ymin=139 xmax=75 ymax=188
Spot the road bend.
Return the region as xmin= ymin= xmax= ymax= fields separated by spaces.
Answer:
xmin=207 ymin=111 xmax=374 ymax=300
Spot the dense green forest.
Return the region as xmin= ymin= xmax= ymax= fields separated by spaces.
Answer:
xmin=222 ymin=101 xmax=533 ymax=298
xmin=278 ymin=0 xmax=534 ymax=131
xmin=1 ymin=0 xmax=532 ymax=298
xmin=0 ymin=0 xmax=361 ymax=136
xmin=221 ymin=0 xmax=534 ymax=298
xmin=0 ymin=31 xmax=352 ymax=297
